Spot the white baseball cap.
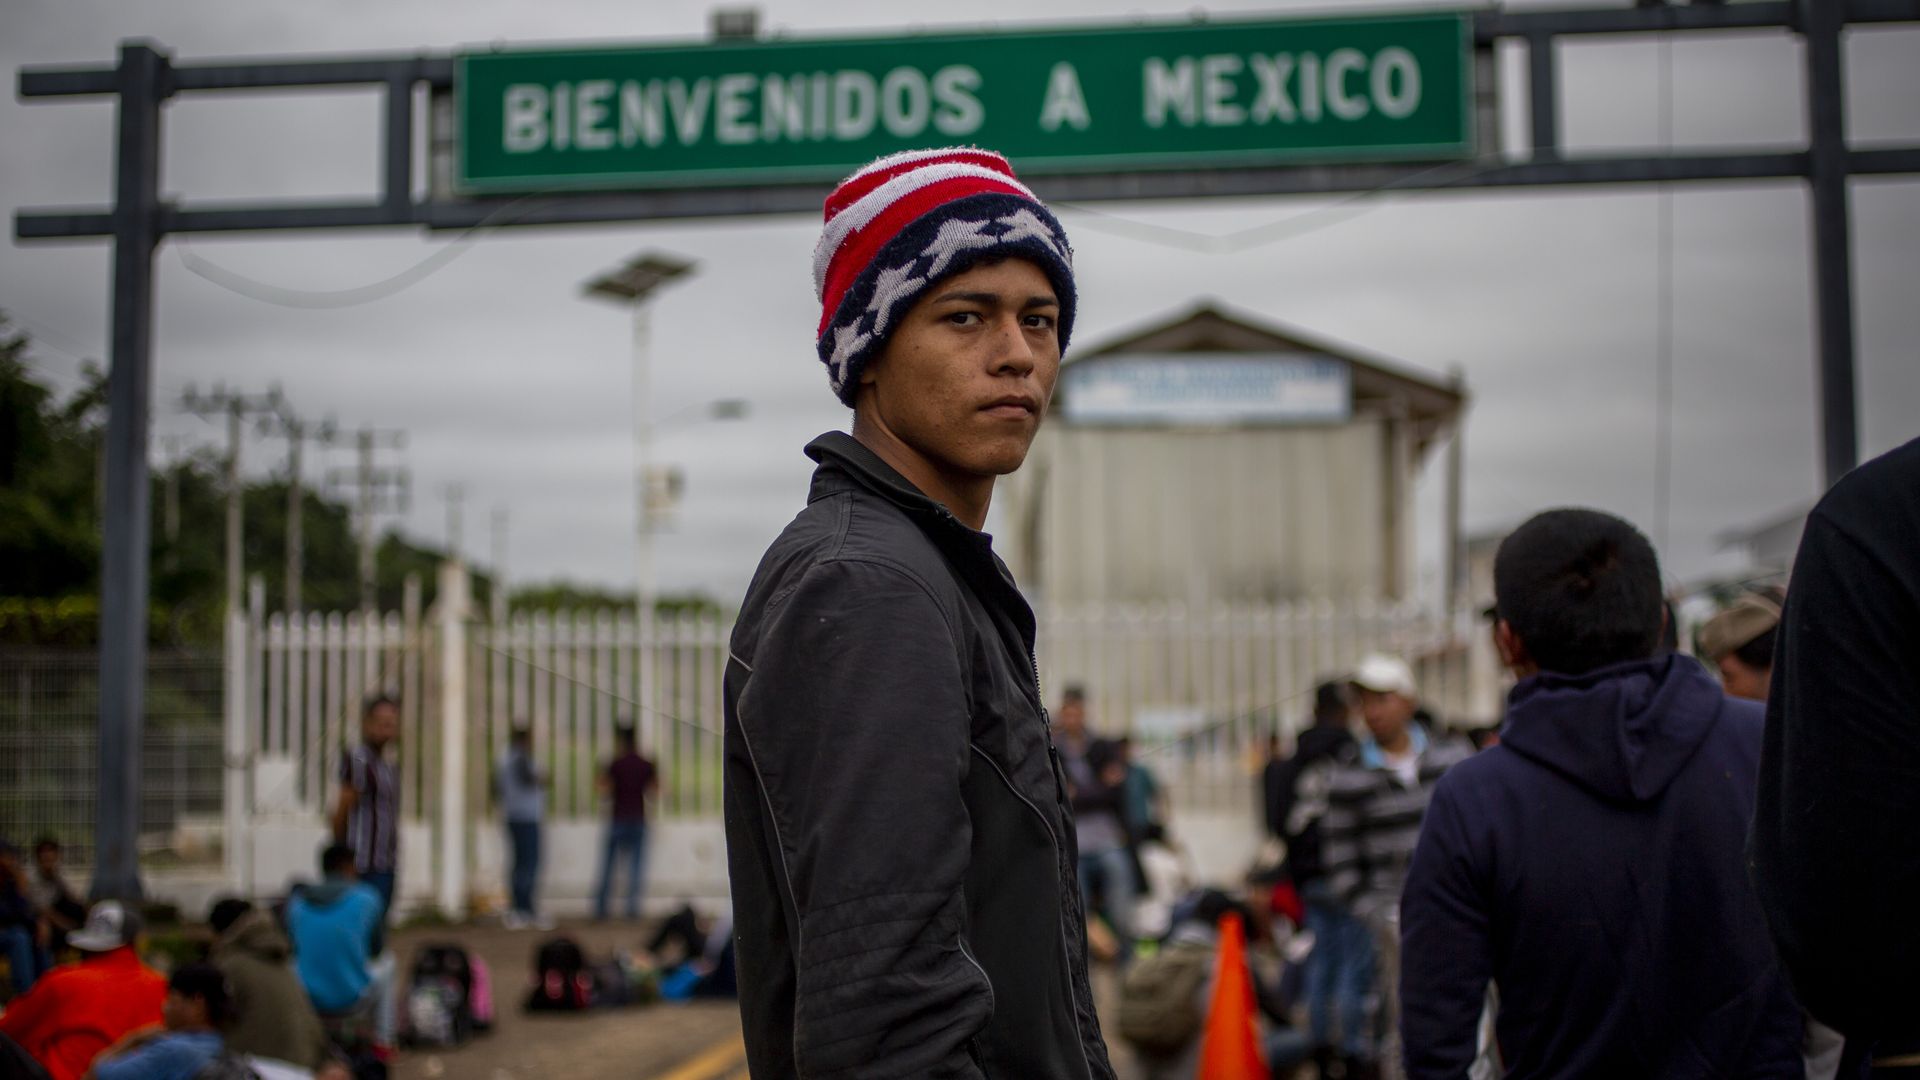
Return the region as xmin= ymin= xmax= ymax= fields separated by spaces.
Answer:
xmin=1350 ymin=654 xmax=1418 ymax=699
xmin=68 ymin=900 xmax=139 ymax=952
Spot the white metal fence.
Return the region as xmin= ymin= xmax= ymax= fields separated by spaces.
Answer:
xmin=221 ymin=563 xmax=1497 ymax=907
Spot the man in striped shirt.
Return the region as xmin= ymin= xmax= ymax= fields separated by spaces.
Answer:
xmin=1319 ymin=655 xmax=1472 ymax=1080
xmin=331 ymin=694 xmax=400 ymax=919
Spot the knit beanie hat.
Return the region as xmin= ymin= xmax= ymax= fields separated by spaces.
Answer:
xmin=813 ymin=147 xmax=1076 ymax=406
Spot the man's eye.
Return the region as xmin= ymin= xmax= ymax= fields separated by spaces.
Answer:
xmin=946 ymin=311 xmax=982 ymax=326
xmin=1024 ymin=314 xmax=1056 ymax=330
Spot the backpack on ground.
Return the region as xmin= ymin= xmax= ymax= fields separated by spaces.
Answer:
xmin=525 ymin=936 xmax=593 ymax=1012
xmin=404 ymin=943 xmax=477 ymax=1047
xmin=1115 ymin=939 xmax=1216 ymax=1056
xmin=589 ymin=959 xmax=633 ymax=1007
xmin=466 ymin=954 xmax=496 ymax=1031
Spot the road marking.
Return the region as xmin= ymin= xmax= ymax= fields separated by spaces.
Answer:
xmin=654 ymin=1033 xmax=746 ymax=1080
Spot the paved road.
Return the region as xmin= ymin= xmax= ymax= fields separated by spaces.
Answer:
xmin=387 ymin=920 xmax=1154 ymax=1080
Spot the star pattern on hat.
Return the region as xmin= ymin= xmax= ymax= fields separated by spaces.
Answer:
xmin=826 ymin=208 xmax=1073 ymax=395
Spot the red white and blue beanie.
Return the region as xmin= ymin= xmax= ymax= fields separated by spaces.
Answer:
xmin=814 ymin=147 xmax=1076 ymax=406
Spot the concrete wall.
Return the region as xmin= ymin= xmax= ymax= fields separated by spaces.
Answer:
xmin=1003 ymin=419 xmax=1399 ymax=607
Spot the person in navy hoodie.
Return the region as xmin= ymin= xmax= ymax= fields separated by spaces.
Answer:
xmin=1398 ymin=508 xmax=1802 ymax=1079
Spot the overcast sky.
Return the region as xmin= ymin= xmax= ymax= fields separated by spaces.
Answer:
xmin=4 ymin=0 xmax=1916 ymax=609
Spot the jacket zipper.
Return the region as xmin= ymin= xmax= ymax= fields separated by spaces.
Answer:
xmin=968 ymin=745 xmax=1097 ymax=1080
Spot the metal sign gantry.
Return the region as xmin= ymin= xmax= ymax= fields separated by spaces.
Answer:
xmin=16 ymin=0 xmax=1920 ymax=900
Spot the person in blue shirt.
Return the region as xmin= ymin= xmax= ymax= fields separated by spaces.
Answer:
xmin=286 ymin=844 xmax=386 ymax=1035
xmin=495 ymin=726 xmax=550 ymax=930
xmin=85 ymin=963 xmax=229 ymax=1080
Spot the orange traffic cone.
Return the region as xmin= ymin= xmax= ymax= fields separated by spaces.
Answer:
xmin=1195 ymin=911 xmax=1272 ymax=1080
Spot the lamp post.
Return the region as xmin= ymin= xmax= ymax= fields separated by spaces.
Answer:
xmin=581 ymin=252 xmax=697 ymax=614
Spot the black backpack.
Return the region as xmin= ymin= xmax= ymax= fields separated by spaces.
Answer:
xmin=525 ymin=936 xmax=592 ymax=1012
xmin=405 ymin=943 xmax=477 ymax=1047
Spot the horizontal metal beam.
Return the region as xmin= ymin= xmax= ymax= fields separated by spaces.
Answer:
xmin=17 ymin=148 xmax=1919 ymax=240
xmin=21 ymin=1 xmax=1920 ymax=100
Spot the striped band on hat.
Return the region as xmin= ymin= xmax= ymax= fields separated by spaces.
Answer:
xmin=813 ymin=147 xmax=1075 ymax=406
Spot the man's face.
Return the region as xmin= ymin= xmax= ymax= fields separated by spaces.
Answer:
xmin=858 ymin=258 xmax=1061 ymax=481
xmin=364 ymin=702 xmax=400 ymax=748
xmin=1055 ymin=698 xmax=1086 ymax=739
xmin=34 ymin=846 xmax=58 ymax=875
xmin=1717 ymin=655 xmax=1771 ymax=703
xmin=1358 ymin=688 xmax=1414 ymax=744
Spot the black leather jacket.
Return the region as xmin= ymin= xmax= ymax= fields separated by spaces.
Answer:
xmin=723 ymin=432 xmax=1115 ymax=1079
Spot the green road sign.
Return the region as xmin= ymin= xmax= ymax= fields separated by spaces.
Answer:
xmin=455 ymin=12 xmax=1472 ymax=194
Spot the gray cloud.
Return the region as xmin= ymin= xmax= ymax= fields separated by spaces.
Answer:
xmin=4 ymin=1 xmax=1916 ymax=608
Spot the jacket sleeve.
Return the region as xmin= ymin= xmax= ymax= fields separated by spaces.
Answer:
xmin=1398 ymin=778 xmax=1492 ymax=1079
xmin=1752 ymin=490 xmax=1920 ymax=1038
xmin=736 ymin=559 xmax=991 ymax=1079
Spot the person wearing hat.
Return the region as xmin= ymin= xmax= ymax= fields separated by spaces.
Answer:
xmin=1318 ymin=654 xmax=1471 ymax=1080
xmin=0 ymin=901 xmax=166 ymax=1080
xmin=722 ymin=146 xmax=1114 ymax=1079
xmin=1696 ymin=589 xmax=1783 ymax=702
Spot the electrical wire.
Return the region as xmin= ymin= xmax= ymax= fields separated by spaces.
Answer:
xmin=171 ymin=193 xmax=552 ymax=310
xmin=1052 ymin=158 xmax=1489 ymax=254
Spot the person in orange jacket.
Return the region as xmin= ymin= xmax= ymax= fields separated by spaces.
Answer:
xmin=0 ymin=902 xmax=166 ymax=1080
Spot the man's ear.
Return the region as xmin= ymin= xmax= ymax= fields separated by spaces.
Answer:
xmin=1494 ymin=619 xmax=1531 ymax=672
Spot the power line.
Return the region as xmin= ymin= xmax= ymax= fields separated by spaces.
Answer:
xmin=170 ymin=193 xmax=550 ymax=310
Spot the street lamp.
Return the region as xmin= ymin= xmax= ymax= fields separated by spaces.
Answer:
xmin=582 ymin=252 xmax=698 ymax=614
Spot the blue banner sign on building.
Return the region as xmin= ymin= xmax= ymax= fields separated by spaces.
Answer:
xmin=1059 ymin=354 xmax=1352 ymax=426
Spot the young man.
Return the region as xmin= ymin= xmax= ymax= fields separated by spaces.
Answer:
xmin=1753 ymin=436 xmax=1920 ymax=1047
xmin=85 ymin=963 xmax=230 ymax=1080
xmin=1399 ymin=509 xmax=1803 ymax=1078
xmin=1319 ymin=655 xmax=1470 ymax=1080
xmin=594 ymin=724 xmax=657 ymax=921
xmin=1696 ymin=589 xmax=1782 ymax=702
xmin=207 ymin=899 xmax=333 ymax=1073
xmin=0 ymin=902 xmax=167 ymax=1080
xmin=0 ymin=840 xmax=47 ymax=995
xmin=1274 ymin=682 xmax=1362 ymax=1075
xmin=28 ymin=838 xmax=86 ymax=959
xmin=1056 ymin=686 xmax=1136 ymax=963
xmin=286 ymin=845 xmax=389 ymax=1053
xmin=495 ymin=726 xmax=549 ymax=930
xmin=723 ymin=147 xmax=1113 ymax=1078
xmin=331 ymin=694 xmax=400 ymax=919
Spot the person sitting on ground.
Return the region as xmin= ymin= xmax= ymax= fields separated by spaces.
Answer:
xmin=26 ymin=840 xmax=86 ymax=962
xmin=285 ymin=844 xmax=388 ymax=1054
xmin=206 ymin=899 xmax=334 ymax=1074
xmin=83 ymin=963 xmax=231 ymax=1080
xmin=0 ymin=902 xmax=167 ymax=1080
xmin=1696 ymin=588 xmax=1783 ymax=703
xmin=0 ymin=839 xmax=48 ymax=997
xmin=1118 ymin=888 xmax=1312 ymax=1080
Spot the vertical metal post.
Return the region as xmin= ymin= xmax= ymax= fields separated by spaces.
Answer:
xmin=1527 ymin=33 xmax=1559 ymax=162
xmin=94 ymin=41 xmax=168 ymax=903
xmin=1801 ymin=0 xmax=1859 ymax=484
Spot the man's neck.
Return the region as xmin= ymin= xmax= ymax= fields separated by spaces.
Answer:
xmin=850 ymin=416 xmax=995 ymax=531
xmin=1377 ymin=732 xmax=1413 ymax=756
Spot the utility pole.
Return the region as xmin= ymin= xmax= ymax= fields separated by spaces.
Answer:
xmin=329 ymin=428 xmax=407 ymax=613
xmin=182 ymin=384 xmax=283 ymax=619
xmin=154 ymin=434 xmax=195 ymax=574
xmin=443 ymin=483 xmax=466 ymax=563
xmin=261 ymin=399 xmax=336 ymax=615
xmin=490 ymin=505 xmax=509 ymax=623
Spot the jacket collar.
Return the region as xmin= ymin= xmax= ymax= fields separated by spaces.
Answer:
xmin=804 ymin=431 xmax=1036 ymax=644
